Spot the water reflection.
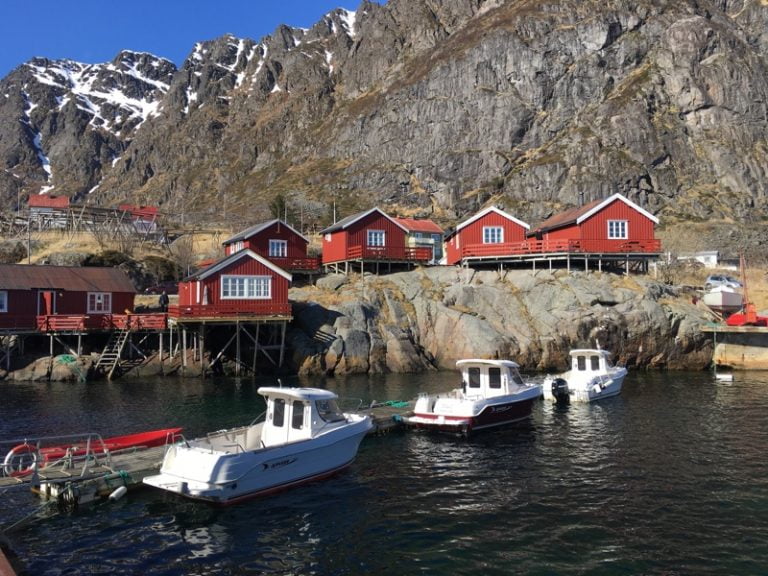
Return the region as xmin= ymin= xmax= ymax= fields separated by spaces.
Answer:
xmin=3 ymin=371 xmax=768 ymax=575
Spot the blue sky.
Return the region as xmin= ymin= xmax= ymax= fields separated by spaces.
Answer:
xmin=0 ymin=0 xmax=361 ymax=79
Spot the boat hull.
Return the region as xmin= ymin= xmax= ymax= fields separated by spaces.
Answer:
xmin=543 ymin=370 xmax=627 ymax=403
xmin=143 ymin=418 xmax=371 ymax=505
xmin=702 ymin=289 xmax=743 ymax=314
xmin=405 ymin=387 xmax=541 ymax=435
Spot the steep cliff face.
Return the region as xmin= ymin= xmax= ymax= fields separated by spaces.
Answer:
xmin=288 ymin=268 xmax=713 ymax=375
xmin=1 ymin=0 xmax=767 ymax=227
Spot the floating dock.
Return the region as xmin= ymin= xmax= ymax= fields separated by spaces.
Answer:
xmin=0 ymin=445 xmax=169 ymax=511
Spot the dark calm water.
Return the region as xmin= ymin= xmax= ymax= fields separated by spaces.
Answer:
xmin=1 ymin=370 xmax=768 ymax=575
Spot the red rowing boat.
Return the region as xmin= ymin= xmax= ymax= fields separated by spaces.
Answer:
xmin=3 ymin=427 xmax=183 ymax=477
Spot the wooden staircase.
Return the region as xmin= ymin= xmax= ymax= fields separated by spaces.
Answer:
xmin=95 ymin=329 xmax=130 ymax=380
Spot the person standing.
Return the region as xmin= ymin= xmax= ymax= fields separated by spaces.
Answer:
xmin=159 ymin=290 xmax=169 ymax=312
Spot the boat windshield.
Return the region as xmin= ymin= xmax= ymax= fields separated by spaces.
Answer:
xmin=509 ymin=366 xmax=525 ymax=386
xmin=316 ymin=398 xmax=346 ymax=422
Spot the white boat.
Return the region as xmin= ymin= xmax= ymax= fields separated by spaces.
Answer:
xmin=702 ymin=286 xmax=743 ymax=314
xmin=543 ymin=348 xmax=627 ymax=403
xmin=143 ymin=387 xmax=372 ymax=505
xmin=403 ymin=359 xmax=542 ymax=435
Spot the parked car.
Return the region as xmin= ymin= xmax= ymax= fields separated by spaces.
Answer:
xmin=144 ymin=281 xmax=178 ymax=295
xmin=704 ymin=274 xmax=742 ymax=290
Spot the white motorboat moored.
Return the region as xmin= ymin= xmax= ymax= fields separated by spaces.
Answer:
xmin=403 ymin=359 xmax=542 ymax=435
xmin=143 ymin=387 xmax=372 ymax=504
xmin=543 ymin=348 xmax=627 ymax=403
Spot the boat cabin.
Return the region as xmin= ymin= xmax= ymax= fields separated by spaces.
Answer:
xmin=568 ymin=349 xmax=615 ymax=376
xmin=258 ymin=387 xmax=347 ymax=447
xmin=456 ymin=359 xmax=528 ymax=398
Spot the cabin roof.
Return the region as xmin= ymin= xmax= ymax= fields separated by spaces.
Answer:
xmin=0 ymin=264 xmax=136 ymax=292
xmin=532 ymin=193 xmax=659 ymax=234
xmin=320 ymin=207 xmax=409 ymax=234
xmin=223 ymin=219 xmax=308 ymax=245
xmin=27 ymin=194 xmax=70 ymax=209
xmin=455 ymin=359 xmax=521 ymax=369
xmin=394 ymin=217 xmax=443 ymax=234
xmin=257 ymin=386 xmax=338 ymax=401
xmin=185 ymin=249 xmax=292 ymax=282
xmin=569 ymin=348 xmax=612 ymax=358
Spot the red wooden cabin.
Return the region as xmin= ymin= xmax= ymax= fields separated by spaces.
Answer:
xmin=320 ymin=207 xmax=432 ymax=265
xmin=444 ymin=206 xmax=530 ymax=265
xmin=222 ymin=219 xmax=319 ymax=272
xmin=0 ymin=264 xmax=136 ymax=331
xmin=528 ymin=193 xmax=661 ymax=253
xmin=171 ymin=249 xmax=292 ymax=319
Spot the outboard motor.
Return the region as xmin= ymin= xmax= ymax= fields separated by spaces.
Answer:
xmin=551 ymin=378 xmax=570 ymax=405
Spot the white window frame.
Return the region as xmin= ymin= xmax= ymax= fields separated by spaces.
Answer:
xmin=483 ymin=226 xmax=504 ymax=244
xmin=0 ymin=290 xmax=7 ymax=313
xmin=367 ymin=229 xmax=385 ymax=247
xmin=221 ymin=275 xmax=271 ymax=300
xmin=607 ymin=220 xmax=628 ymax=239
xmin=87 ymin=292 xmax=112 ymax=313
xmin=269 ymin=239 xmax=287 ymax=258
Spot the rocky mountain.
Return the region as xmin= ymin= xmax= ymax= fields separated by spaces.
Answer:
xmin=2 ymin=0 xmax=768 ymax=231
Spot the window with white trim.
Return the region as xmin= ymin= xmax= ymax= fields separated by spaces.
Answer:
xmin=607 ymin=220 xmax=628 ymax=239
xmin=483 ymin=226 xmax=504 ymax=244
xmin=269 ymin=239 xmax=287 ymax=258
xmin=367 ymin=230 xmax=385 ymax=247
xmin=88 ymin=292 xmax=112 ymax=313
xmin=0 ymin=291 xmax=7 ymax=313
xmin=221 ymin=275 xmax=271 ymax=299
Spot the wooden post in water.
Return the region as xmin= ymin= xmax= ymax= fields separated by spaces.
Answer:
xmin=236 ymin=321 xmax=241 ymax=376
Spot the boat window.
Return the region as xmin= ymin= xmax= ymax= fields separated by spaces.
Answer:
xmin=590 ymin=356 xmax=600 ymax=371
xmin=316 ymin=399 xmax=346 ymax=422
xmin=489 ymin=367 xmax=501 ymax=389
xmin=509 ymin=367 xmax=525 ymax=386
xmin=273 ymin=398 xmax=285 ymax=427
xmin=577 ymin=356 xmax=586 ymax=371
xmin=292 ymin=401 xmax=305 ymax=429
xmin=468 ymin=367 xmax=481 ymax=388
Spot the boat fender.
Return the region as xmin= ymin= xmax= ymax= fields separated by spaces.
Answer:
xmin=3 ymin=443 xmax=38 ymax=477
xmin=109 ymin=486 xmax=128 ymax=501
xmin=551 ymin=378 xmax=570 ymax=405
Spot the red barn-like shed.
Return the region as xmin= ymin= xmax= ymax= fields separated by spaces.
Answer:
xmin=528 ymin=193 xmax=661 ymax=253
xmin=223 ymin=219 xmax=319 ymax=272
xmin=444 ymin=206 xmax=530 ymax=265
xmin=320 ymin=207 xmax=431 ymax=267
xmin=173 ymin=249 xmax=292 ymax=319
xmin=0 ymin=264 xmax=135 ymax=331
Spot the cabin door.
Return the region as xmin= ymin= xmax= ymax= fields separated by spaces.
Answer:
xmin=38 ymin=290 xmax=56 ymax=316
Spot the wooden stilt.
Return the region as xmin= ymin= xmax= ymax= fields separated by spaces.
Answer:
xmin=236 ymin=321 xmax=241 ymax=376
xmin=181 ymin=328 xmax=187 ymax=373
xmin=200 ymin=324 xmax=206 ymax=377
xmin=279 ymin=321 xmax=286 ymax=367
xmin=159 ymin=331 xmax=164 ymax=374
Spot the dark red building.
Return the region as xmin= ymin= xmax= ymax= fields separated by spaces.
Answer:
xmin=222 ymin=219 xmax=319 ymax=273
xmin=173 ymin=249 xmax=292 ymax=319
xmin=444 ymin=206 xmax=530 ymax=265
xmin=528 ymin=193 xmax=661 ymax=253
xmin=0 ymin=264 xmax=136 ymax=331
xmin=320 ymin=207 xmax=432 ymax=267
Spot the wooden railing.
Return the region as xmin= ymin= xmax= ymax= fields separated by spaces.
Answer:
xmin=346 ymin=245 xmax=433 ymax=261
xmin=35 ymin=313 xmax=168 ymax=332
xmin=269 ymin=256 xmax=321 ymax=271
xmin=461 ymin=238 xmax=661 ymax=258
xmin=168 ymin=302 xmax=292 ymax=318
